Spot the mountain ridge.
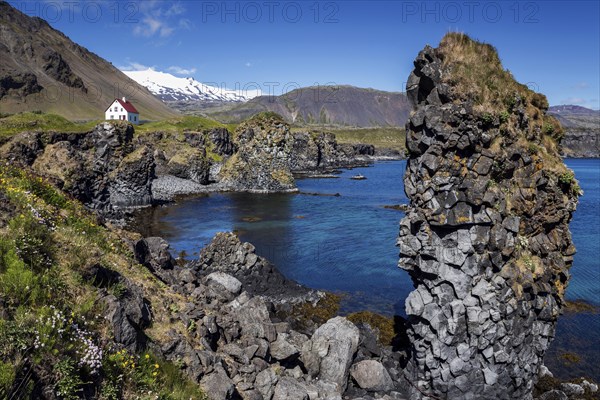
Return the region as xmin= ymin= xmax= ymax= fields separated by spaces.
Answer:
xmin=123 ymin=68 xmax=261 ymax=103
xmin=0 ymin=1 xmax=176 ymax=120
xmin=205 ymin=85 xmax=412 ymax=127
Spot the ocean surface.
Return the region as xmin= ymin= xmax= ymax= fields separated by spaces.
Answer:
xmin=134 ymin=158 xmax=600 ymax=380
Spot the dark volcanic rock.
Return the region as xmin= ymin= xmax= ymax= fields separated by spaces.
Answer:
xmin=208 ymin=127 xmax=237 ymax=156
xmin=133 ymin=237 xmax=176 ymax=283
xmin=289 ymin=131 xmax=375 ymax=172
xmin=2 ymin=121 xmax=155 ymax=215
xmin=191 ymin=232 xmax=319 ymax=303
xmin=109 ymin=145 xmax=155 ymax=207
xmin=41 ymin=49 xmax=86 ymax=90
xmin=0 ymin=72 xmax=42 ymax=98
xmin=91 ymin=267 xmax=152 ymax=351
xmin=398 ymin=35 xmax=578 ymax=400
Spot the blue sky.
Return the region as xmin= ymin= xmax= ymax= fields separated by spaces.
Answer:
xmin=9 ymin=0 xmax=600 ymax=108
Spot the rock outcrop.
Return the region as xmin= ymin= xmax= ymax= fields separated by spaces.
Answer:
xmin=289 ymin=131 xmax=373 ymax=172
xmin=0 ymin=121 xmax=155 ymax=215
xmin=398 ymin=34 xmax=579 ymax=400
xmin=191 ymin=232 xmax=320 ymax=304
xmin=549 ymin=106 xmax=600 ymax=158
xmin=219 ymin=113 xmax=297 ymax=192
xmin=142 ymin=128 xmax=237 ymax=187
xmin=129 ymin=232 xmax=409 ymax=400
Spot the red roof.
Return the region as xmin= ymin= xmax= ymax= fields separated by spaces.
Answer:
xmin=105 ymin=98 xmax=139 ymax=114
xmin=116 ymin=98 xmax=139 ymax=113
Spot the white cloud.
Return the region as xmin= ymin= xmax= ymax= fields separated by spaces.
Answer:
xmin=119 ymin=61 xmax=153 ymax=71
xmin=560 ymin=97 xmax=600 ymax=108
xmin=132 ymin=1 xmax=187 ymax=38
xmin=165 ymin=3 xmax=185 ymax=17
xmin=133 ymin=16 xmax=174 ymax=37
xmin=168 ymin=66 xmax=197 ymax=76
xmin=179 ymin=19 xmax=192 ymax=30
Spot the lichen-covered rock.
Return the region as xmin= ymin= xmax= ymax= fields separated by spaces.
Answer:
xmin=398 ymin=33 xmax=578 ymax=400
xmin=219 ymin=113 xmax=296 ymax=192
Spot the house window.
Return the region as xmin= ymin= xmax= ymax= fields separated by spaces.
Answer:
xmin=110 ymin=115 xmax=114 ymax=119
xmin=134 ymin=116 xmax=137 ymax=121
xmin=121 ymin=108 xmax=123 ymax=112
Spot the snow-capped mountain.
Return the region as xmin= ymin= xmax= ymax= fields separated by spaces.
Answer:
xmin=123 ymin=68 xmax=261 ymax=103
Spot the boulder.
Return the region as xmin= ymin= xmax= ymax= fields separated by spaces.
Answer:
xmin=272 ymin=377 xmax=309 ymax=400
xmin=350 ymin=360 xmax=394 ymax=392
xmin=133 ymin=237 xmax=176 ymax=283
xmin=101 ymin=278 xmax=151 ymax=351
xmin=305 ymin=317 xmax=360 ymax=392
xmin=255 ymin=368 xmax=278 ymax=400
xmin=206 ymin=272 xmax=242 ymax=295
xmin=270 ymin=333 xmax=300 ymax=361
xmin=200 ymin=366 xmax=237 ymax=400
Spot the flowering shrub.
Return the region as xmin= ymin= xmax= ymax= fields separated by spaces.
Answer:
xmin=102 ymin=350 xmax=162 ymax=398
xmin=33 ymin=306 xmax=103 ymax=375
xmin=1 ymin=164 xmax=208 ymax=399
xmin=54 ymin=359 xmax=84 ymax=400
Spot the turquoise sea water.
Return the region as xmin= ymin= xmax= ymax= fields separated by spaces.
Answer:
xmin=135 ymin=159 xmax=599 ymax=380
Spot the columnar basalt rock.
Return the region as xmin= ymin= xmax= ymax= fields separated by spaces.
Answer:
xmin=398 ymin=34 xmax=579 ymax=400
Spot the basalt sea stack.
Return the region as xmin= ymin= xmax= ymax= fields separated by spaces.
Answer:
xmin=398 ymin=34 xmax=579 ymax=399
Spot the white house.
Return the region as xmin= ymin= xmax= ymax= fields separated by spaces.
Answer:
xmin=105 ymin=97 xmax=140 ymax=124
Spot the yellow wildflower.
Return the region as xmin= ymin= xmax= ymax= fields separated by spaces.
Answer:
xmin=152 ymin=372 xmax=158 ymax=376
xmin=145 ymin=354 xmax=150 ymax=359
xmin=154 ymin=364 xmax=159 ymax=369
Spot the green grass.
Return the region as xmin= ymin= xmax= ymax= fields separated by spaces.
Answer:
xmin=135 ymin=115 xmax=234 ymax=135
xmin=0 ymin=165 xmax=208 ymax=399
xmin=0 ymin=112 xmax=99 ymax=139
xmin=438 ymin=33 xmax=563 ymax=141
xmin=312 ymin=126 xmax=407 ymax=152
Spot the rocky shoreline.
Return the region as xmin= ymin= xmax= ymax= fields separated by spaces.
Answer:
xmin=108 ymin=227 xmax=597 ymax=400
xmin=1 ymin=34 xmax=598 ymax=400
xmin=123 ymin=232 xmax=412 ymax=400
xmin=0 ymin=113 xmax=400 ymax=215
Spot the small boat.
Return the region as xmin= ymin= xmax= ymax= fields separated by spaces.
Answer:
xmin=350 ymin=174 xmax=367 ymax=180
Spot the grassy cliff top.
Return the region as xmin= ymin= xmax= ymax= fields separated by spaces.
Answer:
xmin=0 ymin=112 xmax=99 ymax=139
xmin=235 ymin=111 xmax=288 ymax=132
xmin=438 ymin=33 xmax=563 ymax=142
xmin=135 ymin=115 xmax=234 ymax=135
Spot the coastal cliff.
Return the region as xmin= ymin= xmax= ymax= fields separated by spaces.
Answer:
xmin=398 ymin=33 xmax=579 ymax=399
xmin=0 ymin=112 xmax=387 ymax=212
xmin=0 ymin=121 xmax=155 ymax=216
